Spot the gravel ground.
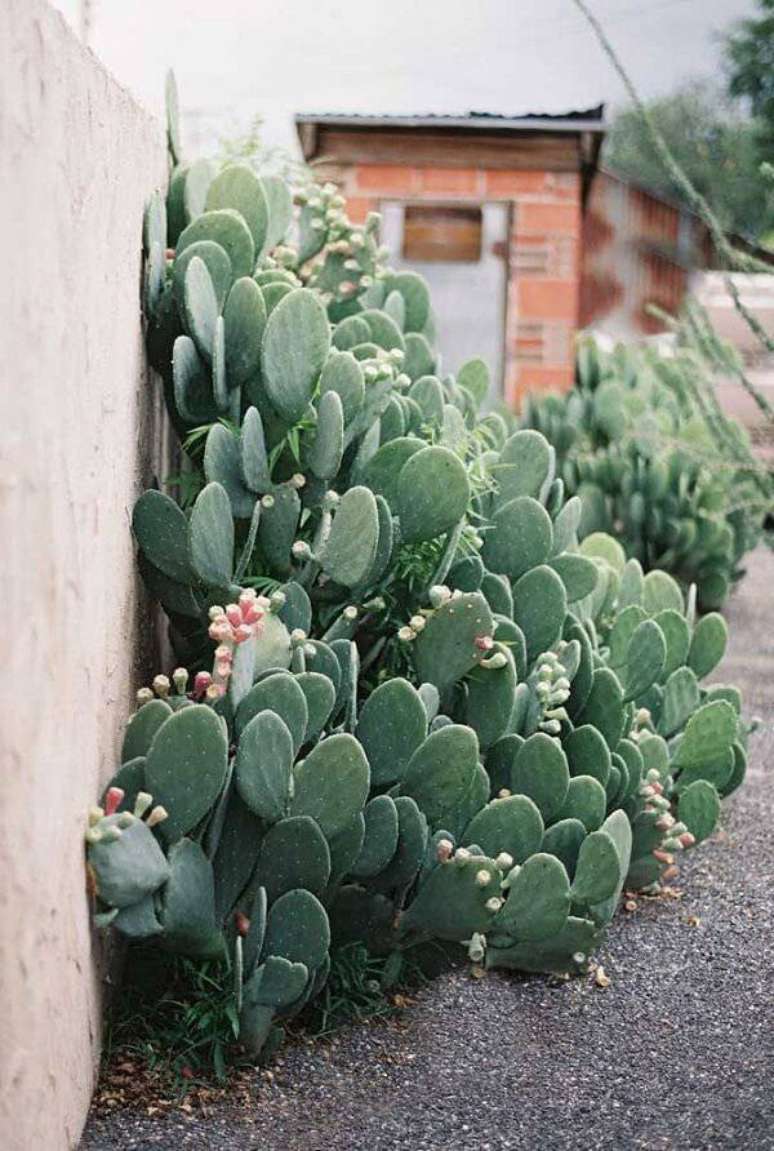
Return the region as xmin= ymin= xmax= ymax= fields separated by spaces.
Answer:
xmin=81 ymin=548 xmax=774 ymax=1151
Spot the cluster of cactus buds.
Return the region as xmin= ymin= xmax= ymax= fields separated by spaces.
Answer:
xmin=206 ymin=589 xmax=267 ymax=697
xmin=528 ymin=646 xmax=573 ymax=736
xmin=86 ymin=787 xmax=168 ymax=842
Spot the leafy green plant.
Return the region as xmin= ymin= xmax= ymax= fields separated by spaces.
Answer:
xmin=87 ymin=75 xmax=752 ymax=1073
xmin=521 ymin=325 xmax=773 ymax=610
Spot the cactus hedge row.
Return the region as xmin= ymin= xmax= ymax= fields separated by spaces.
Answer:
xmin=87 ymin=80 xmax=753 ymax=1064
xmin=521 ymin=333 xmax=772 ymax=611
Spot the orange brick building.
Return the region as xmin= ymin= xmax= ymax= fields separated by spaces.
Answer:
xmin=296 ymin=109 xmax=605 ymax=406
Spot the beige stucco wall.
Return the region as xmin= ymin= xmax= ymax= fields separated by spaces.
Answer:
xmin=0 ymin=2 xmax=167 ymax=1147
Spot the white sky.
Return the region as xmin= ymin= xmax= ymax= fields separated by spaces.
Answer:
xmin=52 ymin=0 xmax=757 ymax=158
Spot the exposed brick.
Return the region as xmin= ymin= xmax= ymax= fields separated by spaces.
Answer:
xmin=518 ymin=201 xmax=581 ymax=236
xmin=345 ymin=196 xmax=378 ymax=223
xmin=420 ymin=168 xmax=482 ymax=195
xmin=485 ymin=170 xmax=549 ymax=198
xmin=517 ymin=279 xmax=578 ymax=322
xmin=354 ymin=164 xmax=419 ymax=194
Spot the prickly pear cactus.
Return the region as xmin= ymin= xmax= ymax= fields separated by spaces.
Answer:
xmin=87 ymin=78 xmax=752 ymax=1068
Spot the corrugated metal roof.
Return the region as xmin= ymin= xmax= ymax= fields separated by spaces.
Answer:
xmin=294 ymin=106 xmax=606 ymax=133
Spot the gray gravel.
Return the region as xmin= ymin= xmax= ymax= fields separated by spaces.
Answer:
xmin=81 ymin=548 xmax=774 ymax=1151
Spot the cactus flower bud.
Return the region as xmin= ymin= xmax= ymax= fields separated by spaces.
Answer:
xmin=661 ymin=865 xmax=679 ymax=882
xmin=475 ymin=869 xmax=491 ymax=887
xmin=428 ymin=585 xmax=452 ymax=607
xmin=193 ymin=671 xmax=212 ymax=698
xmin=495 ymin=853 xmax=514 ymax=872
xmin=234 ymin=911 xmax=250 ymax=937
xmin=290 ymin=628 xmax=308 ymax=644
xmin=397 ymin=626 xmax=415 ymax=642
xmin=215 ymin=659 xmax=232 ymax=679
xmin=467 ymin=934 xmax=486 ymax=963
xmin=152 ymin=675 xmax=170 ymax=698
xmin=572 ymin=952 xmax=587 ymax=966
xmin=101 ymin=825 xmax=123 ymax=842
xmin=481 ymin=652 xmax=508 ymax=670
xmin=136 ymin=687 xmax=154 ymax=707
xmin=146 ymin=805 xmax=168 ymax=828
xmin=117 ymin=811 xmax=135 ymax=829
xmin=635 ymin=707 xmax=651 ymax=725
xmin=679 ymin=832 xmax=695 ymax=848
xmin=485 ymin=897 xmax=503 ymax=913
xmin=652 ymin=849 xmax=674 ymax=864
xmin=214 ymin=645 xmax=233 ymax=663
xmin=408 ymin=615 xmax=426 ymax=633
xmin=343 ymin=606 xmax=358 ymax=621
xmin=455 ymin=847 xmax=471 ymax=861
xmin=234 ymin=624 xmax=254 ymax=645
xmin=269 ymin=590 xmax=286 ymax=612
xmin=133 ymin=792 xmax=153 ymax=819
xmin=172 ymin=667 xmax=189 ymax=694
xmin=225 ymin=604 xmax=242 ymax=628
xmin=104 ymin=787 xmax=125 ymax=817
xmin=208 ymin=605 xmax=225 ymax=621
xmin=436 ymin=838 xmax=454 ymax=862
xmin=474 ymin=635 xmax=494 ymax=652
xmin=205 ymin=683 xmax=225 ymax=701
xmin=87 ymin=806 xmax=104 ymax=826
xmin=498 ymin=788 xmax=512 ymax=799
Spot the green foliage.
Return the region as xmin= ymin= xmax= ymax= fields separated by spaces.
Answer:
xmin=605 ymin=81 xmax=773 ymax=240
xmin=522 ymin=326 xmax=773 ymax=610
xmin=88 ymin=78 xmax=752 ymax=1075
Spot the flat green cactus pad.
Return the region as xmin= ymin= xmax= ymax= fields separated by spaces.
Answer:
xmin=563 ymin=725 xmax=611 ymax=787
xmin=462 ymin=795 xmax=543 ymax=863
xmin=205 ymin=164 xmax=269 ymax=252
xmin=350 ymin=795 xmax=400 ymax=879
xmin=541 ymin=818 xmax=586 ymax=878
xmin=235 ymin=710 xmax=294 ymax=822
xmin=355 ymin=678 xmax=427 ymax=787
xmin=177 ymin=208 xmax=255 ymax=280
xmin=395 ymin=446 xmax=470 ymax=542
xmin=512 ymin=565 xmax=567 ymax=664
xmin=494 ymin=852 xmax=570 ymax=941
xmin=412 ymin=591 xmax=494 ymax=694
xmin=483 ymin=497 xmax=553 ymax=581
xmin=121 ymin=700 xmax=173 ymax=763
xmin=263 ymin=888 xmax=330 ymax=968
xmin=678 ymin=779 xmax=721 ymax=843
xmin=399 ymin=854 xmax=500 ymax=941
xmin=319 ymin=486 xmax=379 ymax=587
xmin=290 ymin=733 xmax=370 ymax=838
xmin=401 ymin=724 xmax=487 ymax=839
xmin=253 ymin=816 xmax=331 ymax=903
xmin=261 ymin=289 xmax=331 ymax=423
xmin=688 ymin=612 xmax=728 ymax=680
xmin=510 ymin=733 xmax=570 ymax=823
xmin=145 ymin=705 xmax=229 ymax=843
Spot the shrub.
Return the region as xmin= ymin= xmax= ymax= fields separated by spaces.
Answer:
xmin=521 ymin=329 xmax=772 ymax=610
xmin=86 ymin=81 xmax=751 ymax=1064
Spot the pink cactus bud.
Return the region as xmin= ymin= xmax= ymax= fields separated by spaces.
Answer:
xmin=436 ymin=838 xmax=453 ymax=862
xmin=226 ymin=604 xmax=242 ymax=628
xmin=651 ymin=781 xmax=664 ymax=795
xmin=206 ymin=683 xmax=225 ymax=701
xmin=104 ymin=787 xmax=125 ymax=817
xmin=146 ymin=805 xmax=168 ymax=828
xmin=679 ymin=832 xmax=696 ymax=848
xmin=474 ymin=635 xmax=494 ymax=652
xmin=234 ymin=911 xmax=250 ymax=937
xmin=662 ymin=865 xmax=679 ymax=882
xmin=214 ymin=645 xmax=233 ymax=663
xmin=215 ymin=659 xmax=232 ymax=679
xmin=652 ymin=849 xmax=674 ymax=865
xmin=208 ymin=621 xmax=232 ymax=643
xmin=193 ymin=671 xmax=212 ymax=698
xmin=233 ymin=624 xmax=254 ymax=645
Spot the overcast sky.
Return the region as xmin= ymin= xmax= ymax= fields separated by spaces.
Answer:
xmin=52 ymin=0 xmax=757 ymax=158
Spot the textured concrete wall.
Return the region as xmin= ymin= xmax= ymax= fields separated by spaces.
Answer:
xmin=0 ymin=2 xmax=167 ymax=1147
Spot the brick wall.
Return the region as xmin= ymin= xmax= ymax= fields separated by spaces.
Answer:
xmin=323 ymin=163 xmax=582 ymax=407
